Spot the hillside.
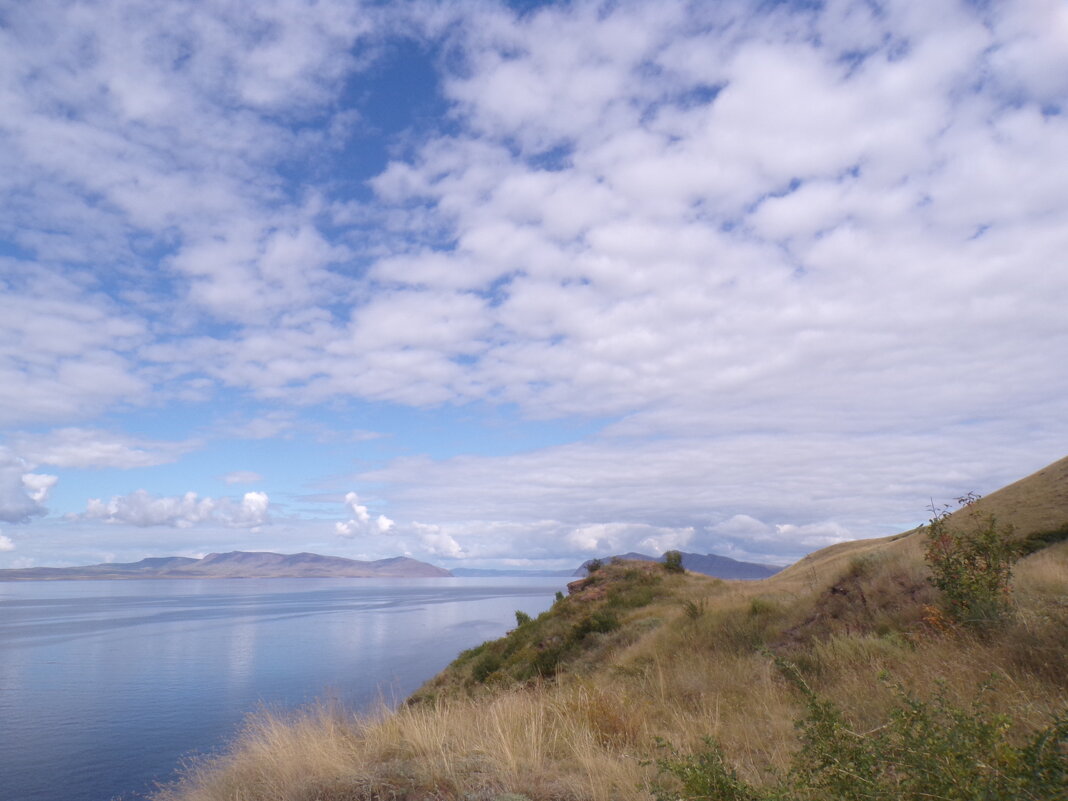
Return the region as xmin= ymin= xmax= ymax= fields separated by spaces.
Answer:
xmin=154 ymin=456 xmax=1068 ymax=801
xmin=0 ymin=551 xmax=451 ymax=580
xmin=576 ymin=550 xmax=781 ymax=579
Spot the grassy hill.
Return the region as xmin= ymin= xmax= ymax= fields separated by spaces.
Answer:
xmin=153 ymin=457 xmax=1068 ymax=801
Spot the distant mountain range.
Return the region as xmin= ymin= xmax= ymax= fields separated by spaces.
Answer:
xmin=575 ymin=551 xmax=782 ymax=580
xmin=0 ymin=549 xmax=783 ymax=582
xmin=0 ymin=551 xmax=452 ymax=580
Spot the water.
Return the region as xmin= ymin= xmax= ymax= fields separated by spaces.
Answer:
xmin=0 ymin=577 xmax=566 ymax=801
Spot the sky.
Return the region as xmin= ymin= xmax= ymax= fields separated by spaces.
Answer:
xmin=1 ymin=0 xmax=1066 ymax=571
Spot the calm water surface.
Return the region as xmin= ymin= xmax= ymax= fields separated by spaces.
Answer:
xmin=0 ymin=577 xmax=566 ymax=801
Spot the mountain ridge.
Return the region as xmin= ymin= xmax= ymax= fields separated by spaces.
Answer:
xmin=0 ymin=550 xmax=451 ymax=580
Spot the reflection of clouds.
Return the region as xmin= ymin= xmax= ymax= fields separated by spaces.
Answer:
xmin=222 ymin=611 xmax=259 ymax=690
xmin=0 ymin=579 xmax=566 ymax=735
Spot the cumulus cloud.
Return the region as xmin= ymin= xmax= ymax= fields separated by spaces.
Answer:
xmin=567 ymin=522 xmax=694 ymax=555
xmin=10 ymin=428 xmax=197 ymax=469
xmin=411 ymin=522 xmax=464 ymax=558
xmin=21 ymin=472 xmax=58 ymax=504
xmin=0 ymin=533 xmax=14 ymax=551
xmin=83 ymin=490 xmax=270 ymax=528
xmin=335 ymin=492 xmax=394 ymax=538
xmin=0 ymin=447 xmax=58 ymax=523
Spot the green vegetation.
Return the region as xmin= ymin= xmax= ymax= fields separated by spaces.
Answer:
xmin=663 ymin=550 xmax=684 ymax=573
xmin=924 ymin=493 xmax=1019 ymax=628
xmin=415 ymin=561 xmax=671 ymax=694
xmin=654 ymin=671 xmax=1068 ymax=801
xmin=152 ymin=456 xmax=1068 ymax=801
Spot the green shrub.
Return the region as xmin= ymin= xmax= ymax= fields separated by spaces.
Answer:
xmin=683 ymin=599 xmax=707 ymax=621
xmin=748 ymin=597 xmax=780 ymax=618
xmin=652 ymin=662 xmax=1068 ymax=801
xmin=788 ymin=674 xmax=1068 ymax=801
xmin=514 ymin=610 xmax=533 ymax=627
xmin=587 ymin=558 xmax=603 ymax=574
xmin=650 ymin=737 xmax=765 ymax=801
xmin=924 ymin=494 xmax=1018 ymax=628
xmin=572 ymin=610 xmax=619 ymax=641
xmin=470 ymin=651 xmax=502 ymax=684
xmin=530 ymin=643 xmax=565 ymax=677
xmin=664 ymin=550 xmax=685 ymax=573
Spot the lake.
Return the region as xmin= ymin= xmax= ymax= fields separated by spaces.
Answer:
xmin=0 ymin=577 xmax=567 ymax=801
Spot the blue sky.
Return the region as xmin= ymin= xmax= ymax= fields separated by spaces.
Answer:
xmin=1 ymin=0 xmax=1067 ymax=570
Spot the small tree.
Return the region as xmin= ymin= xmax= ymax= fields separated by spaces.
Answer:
xmin=924 ymin=493 xmax=1018 ymax=628
xmin=514 ymin=610 xmax=532 ymax=627
xmin=663 ymin=550 xmax=685 ymax=573
xmin=586 ymin=558 xmax=603 ymax=574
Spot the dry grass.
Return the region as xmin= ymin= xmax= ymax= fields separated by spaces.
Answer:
xmin=154 ymin=466 xmax=1068 ymax=801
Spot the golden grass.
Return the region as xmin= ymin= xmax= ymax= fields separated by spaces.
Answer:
xmin=964 ymin=455 xmax=1068 ymax=541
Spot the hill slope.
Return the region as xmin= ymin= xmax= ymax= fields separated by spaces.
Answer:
xmin=153 ymin=455 xmax=1068 ymax=801
xmin=576 ymin=550 xmax=781 ymax=579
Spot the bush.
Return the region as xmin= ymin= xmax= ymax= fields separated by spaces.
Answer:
xmin=470 ymin=651 xmax=502 ymax=683
xmin=683 ymin=599 xmax=706 ymax=621
xmin=787 ymin=672 xmax=1068 ymax=801
xmin=653 ymin=663 xmax=1068 ymax=801
xmin=923 ymin=493 xmax=1018 ymax=628
xmin=587 ymin=558 xmax=603 ymax=574
xmin=650 ymin=738 xmax=763 ymax=801
xmin=572 ymin=610 xmax=619 ymax=640
xmin=664 ymin=550 xmax=685 ymax=573
xmin=514 ymin=610 xmax=533 ymax=627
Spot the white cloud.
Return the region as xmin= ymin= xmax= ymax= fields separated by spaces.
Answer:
xmin=10 ymin=428 xmax=197 ymax=469
xmin=411 ymin=522 xmax=464 ymax=559
xmin=83 ymin=490 xmax=270 ymax=528
xmin=0 ymin=447 xmax=57 ymax=523
xmin=222 ymin=471 xmax=264 ymax=485
xmin=335 ymin=492 xmax=394 ymax=538
xmin=567 ymin=522 xmax=693 ymax=555
xmin=21 ymin=473 xmax=57 ymax=504
xmin=232 ymin=491 xmax=270 ymax=528
xmin=0 ymin=273 xmax=150 ymax=426
xmin=0 ymin=533 xmax=14 ymax=551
